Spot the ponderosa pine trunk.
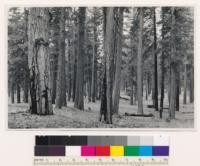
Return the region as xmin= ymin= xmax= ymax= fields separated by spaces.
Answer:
xmin=189 ymin=66 xmax=194 ymax=103
xmin=68 ymin=40 xmax=72 ymax=101
xmin=160 ymin=8 xmax=165 ymax=118
xmin=28 ymin=8 xmax=53 ymax=115
xmin=130 ymin=32 xmax=134 ymax=106
xmin=24 ymin=8 xmax=29 ymax=103
xmin=23 ymin=82 xmax=29 ymax=103
xmin=169 ymin=7 xmax=177 ymax=119
xmin=183 ymin=63 xmax=187 ymax=104
xmin=137 ymin=8 xmax=144 ymax=115
xmin=17 ymin=84 xmax=21 ymax=103
xmin=176 ymin=74 xmax=180 ymax=111
xmin=130 ymin=84 xmax=134 ymax=105
xmin=74 ymin=7 xmax=86 ymax=110
xmin=55 ymin=8 xmax=67 ymax=108
xmin=112 ymin=8 xmax=124 ymax=114
xmin=11 ymin=82 xmax=15 ymax=103
xmin=91 ymin=14 xmax=97 ymax=103
xmin=153 ymin=8 xmax=158 ymax=111
xmin=105 ymin=7 xmax=115 ymax=123
xmin=99 ymin=7 xmax=114 ymax=124
xmin=99 ymin=9 xmax=108 ymax=122
xmin=145 ymin=78 xmax=148 ymax=100
xmin=51 ymin=55 xmax=57 ymax=104
xmin=72 ymin=27 xmax=77 ymax=102
xmin=160 ymin=54 xmax=165 ymax=117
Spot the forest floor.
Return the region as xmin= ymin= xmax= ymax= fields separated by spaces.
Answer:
xmin=8 ymin=95 xmax=194 ymax=129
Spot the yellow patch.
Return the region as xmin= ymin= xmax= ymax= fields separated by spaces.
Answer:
xmin=110 ymin=146 xmax=124 ymax=156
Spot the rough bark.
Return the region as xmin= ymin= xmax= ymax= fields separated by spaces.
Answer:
xmin=189 ymin=66 xmax=194 ymax=103
xmin=100 ymin=67 xmax=107 ymax=122
xmin=160 ymin=8 xmax=165 ymax=118
xmin=130 ymin=32 xmax=135 ymax=106
xmin=91 ymin=9 xmax=98 ymax=102
xmin=105 ymin=7 xmax=115 ymax=123
xmin=153 ymin=8 xmax=158 ymax=111
xmin=169 ymin=8 xmax=177 ymax=119
xmin=67 ymin=40 xmax=72 ymax=101
xmin=24 ymin=8 xmax=29 ymax=103
xmin=100 ymin=8 xmax=107 ymax=122
xmin=183 ymin=64 xmax=187 ymax=104
xmin=51 ymin=55 xmax=57 ymax=104
xmin=11 ymin=82 xmax=15 ymax=103
xmin=137 ymin=8 xmax=144 ymax=115
xmin=112 ymin=8 xmax=124 ymax=114
xmin=74 ymin=7 xmax=86 ymax=110
xmin=23 ymin=82 xmax=29 ymax=103
xmin=72 ymin=27 xmax=77 ymax=102
xmin=176 ymin=75 xmax=180 ymax=111
xmin=130 ymin=80 xmax=134 ymax=105
xmin=55 ymin=8 xmax=67 ymax=108
xmin=17 ymin=84 xmax=21 ymax=103
xmin=28 ymin=8 xmax=53 ymax=115
xmin=99 ymin=7 xmax=114 ymax=124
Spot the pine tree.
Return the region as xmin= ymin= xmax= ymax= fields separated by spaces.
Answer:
xmin=55 ymin=8 xmax=67 ymax=108
xmin=28 ymin=8 xmax=53 ymax=115
xmin=74 ymin=7 xmax=86 ymax=110
xmin=137 ymin=8 xmax=144 ymax=115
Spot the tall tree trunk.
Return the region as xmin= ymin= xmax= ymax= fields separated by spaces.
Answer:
xmin=72 ymin=27 xmax=77 ymax=102
xmin=183 ymin=64 xmax=187 ymax=104
xmin=145 ymin=80 xmax=148 ymax=100
xmin=51 ymin=54 xmax=57 ymax=104
xmin=130 ymin=79 xmax=134 ymax=105
xmin=112 ymin=8 xmax=124 ymax=114
xmin=23 ymin=84 xmax=29 ymax=103
xmin=100 ymin=8 xmax=107 ymax=122
xmin=24 ymin=8 xmax=29 ymax=103
xmin=55 ymin=8 xmax=67 ymax=108
xmin=105 ymin=7 xmax=115 ymax=123
xmin=110 ymin=8 xmax=118 ymax=95
xmin=91 ymin=11 xmax=97 ymax=103
xmin=153 ymin=8 xmax=158 ymax=111
xmin=189 ymin=66 xmax=194 ymax=103
xmin=176 ymin=74 xmax=180 ymax=111
xmin=147 ymin=74 xmax=151 ymax=95
xmin=169 ymin=8 xmax=177 ymax=119
xmin=11 ymin=82 xmax=15 ymax=104
xmin=28 ymin=8 xmax=53 ymax=115
xmin=160 ymin=56 xmax=165 ymax=118
xmin=134 ymin=82 xmax=137 ymax=105
xmin=88 ymin=79 xmax=92 ymax=102
xmin=74 ymin=7 xmax=86 ymax=110
xmin=160 ymin=8 xmax=165 ymax=118
xmin=17 ymin=84 xmax=21 ymax=103
xmin=68 ymin=40 xmax=72 ymax=101
xmin=130 ymin=31 xmax=135 ymax=106
xmin=8 ymin=80 xmax=11 ymax=98
xmin=100 ymin=7 xmax=114 ymax=124
xmin=137 ymin=8 xmax=144 ymax=115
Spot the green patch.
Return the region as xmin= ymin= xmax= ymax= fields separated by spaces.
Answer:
xmin=124 ymin=146 xmax=139 ymax=156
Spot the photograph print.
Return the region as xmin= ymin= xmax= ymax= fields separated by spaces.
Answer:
xmin=8 ymin=7 xmax=194 ymax=129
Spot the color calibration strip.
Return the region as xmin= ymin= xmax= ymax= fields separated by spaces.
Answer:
xmin=35 ymin=145 xmax=169 ymax=156
xmin=35 ymin=135 xmax=169 ymax=157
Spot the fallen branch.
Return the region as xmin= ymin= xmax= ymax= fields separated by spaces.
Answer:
xmin=120 ymin=96 xmax=130 ymax=100
xmin=125 ymin=112 xmax=154 ymax=117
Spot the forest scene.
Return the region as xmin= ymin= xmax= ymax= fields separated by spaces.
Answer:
xmin=8 ymin=7 xmax=194 ymax=128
